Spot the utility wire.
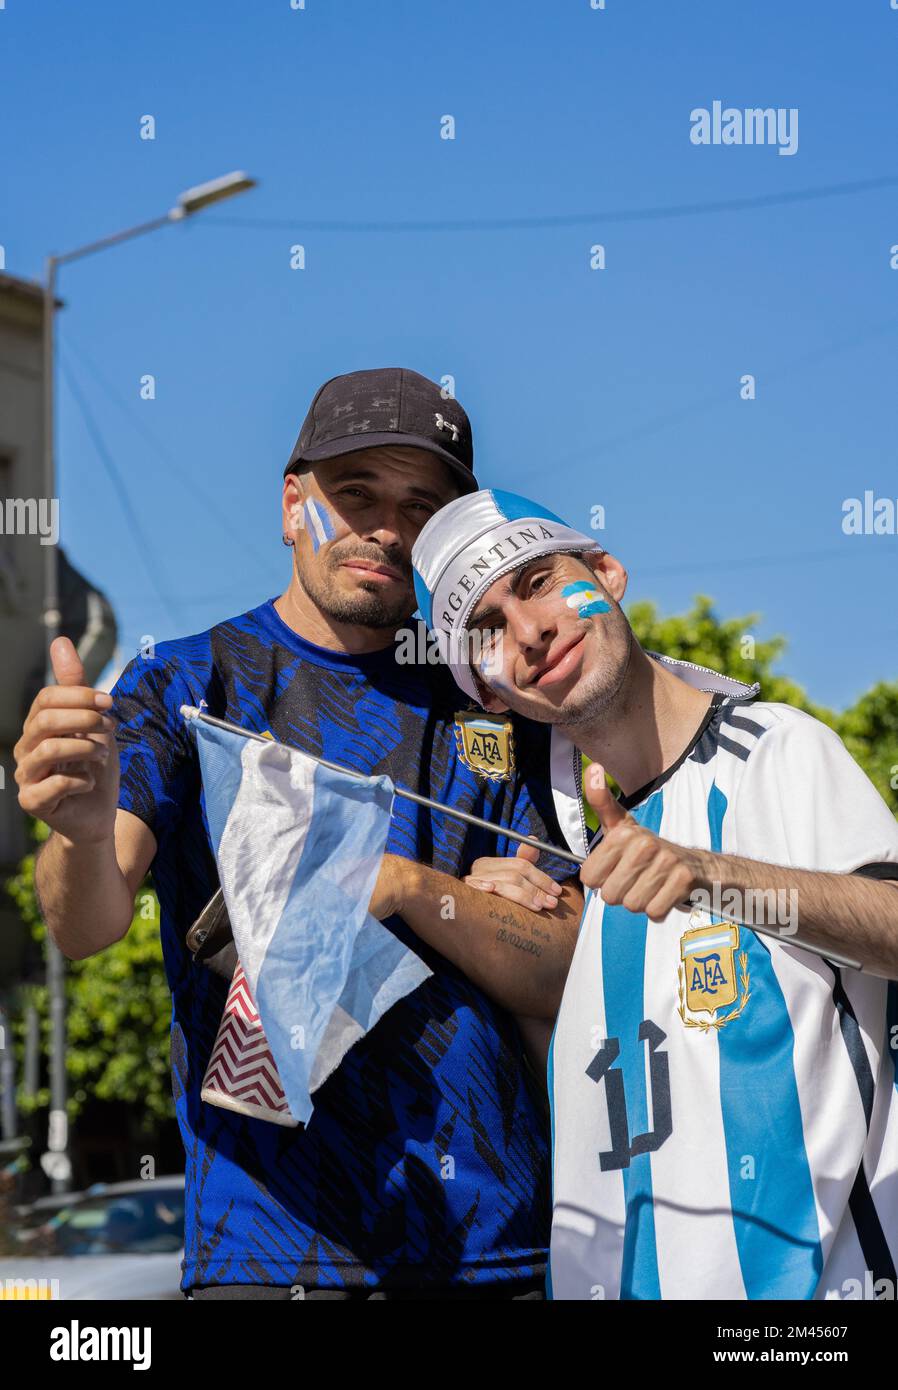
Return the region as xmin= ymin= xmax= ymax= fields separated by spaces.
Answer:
xmin=64 ymin=337 xmax=283 ymax=583
xmin=59 ymin=351 xmax=184 ymax=629
xmin=204 ymin=173 xmax=898 ymax=235
xmin=638 ymin=545 xmax=894 ymax=580
xmin=510 ymin=310 xmax=898 ymax=486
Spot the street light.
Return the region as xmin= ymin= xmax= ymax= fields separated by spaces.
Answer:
xmin=40 ymin=171 xmax=256 ymax=1191
xmin=176 ymin=171 xmax=257 ymax=216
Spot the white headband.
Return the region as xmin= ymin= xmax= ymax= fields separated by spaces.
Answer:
xmin=413 ymin=489 xmax=600 ymax=701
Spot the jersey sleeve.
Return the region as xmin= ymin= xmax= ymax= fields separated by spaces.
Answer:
xmin=111 ymin=655 xmax=200 ymax=847
xmin=731 ymin=708 xmax=898 ymax=876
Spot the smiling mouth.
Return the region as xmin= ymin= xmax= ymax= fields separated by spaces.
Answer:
xmin=529 ymin=634 xmax=586 ymax=689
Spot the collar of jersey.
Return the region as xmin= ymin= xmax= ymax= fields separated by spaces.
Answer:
xmin=645 ymin=651 xmax=760 ymax=702
xmin=255 ymin=598 xmax=409 ymax=674
xmin=582 ymin=657 xmax=760 ymax=842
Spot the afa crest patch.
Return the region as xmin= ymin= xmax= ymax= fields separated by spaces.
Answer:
xmin=454 ymin=711 xmax=515 ymax=781
xmin=677 ymin=919 xmax=751 ymax=1032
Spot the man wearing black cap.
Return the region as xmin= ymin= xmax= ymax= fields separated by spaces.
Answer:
xmin=16 ymin=368 xmax=579 ymax=1300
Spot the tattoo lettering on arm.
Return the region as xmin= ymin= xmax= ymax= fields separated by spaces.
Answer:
xmin=489 ymin=904 xmax=545 ymax=957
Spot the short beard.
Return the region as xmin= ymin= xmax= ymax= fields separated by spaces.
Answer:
xmin=555 ymin=625 xmax=633 ymax=728
xmin=295 ymin=549 xmax=412 ymax=630
xmin=507 ymin=623 xmax=633 ymax=729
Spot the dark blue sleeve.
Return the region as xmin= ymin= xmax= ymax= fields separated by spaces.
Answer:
xmin=481 ymin=719 xmax=581 ymax=884
xmin=502 ymin=777 xmax=580 ymax=884
xmin=112 ymin=656 xmax=199 ymax=847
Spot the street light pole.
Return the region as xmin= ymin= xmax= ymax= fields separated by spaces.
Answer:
xmin=41 ymin=254 xmax=71 ymax=1192
xmin=42 ymin=255 xmax=59 ymax=679
xmin=39 ymin=172 xmax=256 ymax=1192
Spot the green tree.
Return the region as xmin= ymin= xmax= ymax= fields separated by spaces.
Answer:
xmin=836 ymin=681 xmax=898 ymax=815
xmin=627 ymin=594 xmax=835 ymax=725
xmin=5 ymin=822 xmax=172 ymax=1127
xmin=579 ymin=596 xmax=897 ymax=829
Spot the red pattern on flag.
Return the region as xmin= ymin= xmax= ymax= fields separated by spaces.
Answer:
xmin=201 ymin=963 xmax=296 ymax=1127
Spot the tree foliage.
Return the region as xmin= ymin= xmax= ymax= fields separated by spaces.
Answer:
xmin=627 ymin=596 xmax=896 ymax=814
xmin=6 ymin=823 xmax=173 ymax=1127
xmin=579 ymin=596 xmax=896 ymax=832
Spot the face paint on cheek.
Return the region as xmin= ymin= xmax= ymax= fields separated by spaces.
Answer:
xmin=303 ymin=498 xmax=337 ymax=554
xmin=481 ymin=670 xmax=516 ymax=708
xmin=473 ymin=637 xmax=513 ymax=703
xmin=561 ymin=580 xmax=610 ymax=619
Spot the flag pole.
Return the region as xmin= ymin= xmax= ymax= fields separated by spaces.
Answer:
xmin=179 ymin=705 xmax=862 ymax=970
xmin=180 ymin=705 xmax=586 ymax=867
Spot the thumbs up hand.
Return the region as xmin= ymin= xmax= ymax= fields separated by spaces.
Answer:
xmin=13 ymin=637 xmax=120 ymax=843
xmin=580 ymin=763 xmax=700 ymax=922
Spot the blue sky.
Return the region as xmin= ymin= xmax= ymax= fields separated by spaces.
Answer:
xmin=2 ymin=0 xmax=896 ymax=709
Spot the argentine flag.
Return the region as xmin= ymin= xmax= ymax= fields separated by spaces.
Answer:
xmin=187 ymin=711 xmax=432 ymax=1125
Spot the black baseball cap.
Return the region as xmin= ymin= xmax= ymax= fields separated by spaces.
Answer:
xmin=284 ymin=367 xmax=477 ymax=494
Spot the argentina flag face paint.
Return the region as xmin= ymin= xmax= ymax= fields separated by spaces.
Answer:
xmin=303 ymin=497 xmax=337 ymax=554
xmin=562 ymin=580 xmax=610 ymax=620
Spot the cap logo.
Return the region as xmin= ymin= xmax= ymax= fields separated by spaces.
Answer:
xmin=434 ymin=413 xmax=460 ymax=443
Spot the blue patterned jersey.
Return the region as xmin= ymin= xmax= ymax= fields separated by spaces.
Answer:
xmin=111 ymin=599 xmax=571 ymax=1291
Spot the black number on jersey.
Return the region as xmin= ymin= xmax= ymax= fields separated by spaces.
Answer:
xmin=586 ymin=1019 xmax=672 ymax=1172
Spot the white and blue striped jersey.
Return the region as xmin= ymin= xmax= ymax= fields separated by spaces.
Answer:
xmin=548 ymin=669 xmax=898 ymax=1301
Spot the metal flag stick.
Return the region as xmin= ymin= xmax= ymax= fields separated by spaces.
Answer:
xmin=180 ymin=705 xmax=585 ymax=867
xmin=180 ymin=705 xmax=862 ymax=971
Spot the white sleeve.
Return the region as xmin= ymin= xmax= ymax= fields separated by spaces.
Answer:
xmin=731 ymin=708 xmax=898 ymax=876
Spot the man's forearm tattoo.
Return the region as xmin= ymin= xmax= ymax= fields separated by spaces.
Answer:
xmin=488 ymin=905 xmax=547 ymax=957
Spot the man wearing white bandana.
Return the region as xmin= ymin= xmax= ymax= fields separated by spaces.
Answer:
xmin=411 ymin=489 xmax=898 ymax=1302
